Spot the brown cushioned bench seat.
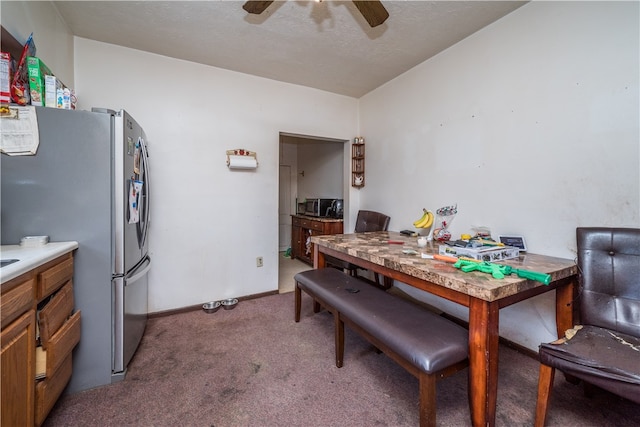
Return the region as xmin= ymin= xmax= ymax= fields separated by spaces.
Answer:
xmin=294 ymin=268 xmax=469 ymax=427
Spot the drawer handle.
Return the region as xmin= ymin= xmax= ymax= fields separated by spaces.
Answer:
xmin=126 ymin=258 xmax=151 ymax=285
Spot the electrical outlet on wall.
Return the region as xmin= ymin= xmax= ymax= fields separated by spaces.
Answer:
xmin=256 ymin=256 xmax=263 ymax=267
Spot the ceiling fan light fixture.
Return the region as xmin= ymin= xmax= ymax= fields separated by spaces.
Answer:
xmin=242 ymin=1 xmax=274 ymax=15
xmin=352 ymin=1 xmax=389 ymax=28
xmin=242 ymin=0 xmax=388 ymax=28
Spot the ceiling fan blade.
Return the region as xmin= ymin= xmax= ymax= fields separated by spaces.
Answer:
xmin=243 ymin=1 xmax=274 ymax=15
xmin=352 ymin=1 xmax=389 ymax=28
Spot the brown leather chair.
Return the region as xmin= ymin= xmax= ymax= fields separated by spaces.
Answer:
xmin=325 ymin=210 xmax=391 ymax=288
xmin=534 ymin=227 xmax=640 ymax=426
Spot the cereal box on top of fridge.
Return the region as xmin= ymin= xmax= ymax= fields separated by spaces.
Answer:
xmin=27 ymin=56 xmax=52 ymax=106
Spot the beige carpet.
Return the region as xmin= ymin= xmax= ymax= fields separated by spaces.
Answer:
xmin=44 ymin=292 xmax=640 ymax=427
xmin=278 ymin=251 xmax=312 ymax=293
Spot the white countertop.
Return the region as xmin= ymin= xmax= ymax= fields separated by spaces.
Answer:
xmin=1 ymin=241 xmax=79 ymax=284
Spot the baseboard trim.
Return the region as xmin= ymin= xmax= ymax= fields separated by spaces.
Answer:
xmin=148 ymin=290 xmax=279 ymax=319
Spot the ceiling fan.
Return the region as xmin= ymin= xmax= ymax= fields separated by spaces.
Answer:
xmin=242 ymin=1 xmax=389 ymax=28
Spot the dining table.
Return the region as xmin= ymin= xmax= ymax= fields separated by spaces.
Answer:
xmin=310 ymin=231 xmax=578 ymax=427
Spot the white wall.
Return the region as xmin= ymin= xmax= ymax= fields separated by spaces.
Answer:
xmin=359 ymin=1 xmax=640 ymax=350
xmin=73 ymin=38 xmax=358 ymax=312
xmin=1 ymin=1 xmax=74 ymax=87
xmin=297 ymin=142 xmax=344 ymax=200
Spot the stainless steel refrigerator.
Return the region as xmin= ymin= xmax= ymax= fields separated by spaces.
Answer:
xmin=1 ymin=106 xmax=151 ymax=393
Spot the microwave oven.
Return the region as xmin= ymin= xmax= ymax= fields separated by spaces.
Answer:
xmin=303 ymin=198 xmax=334 ymax=217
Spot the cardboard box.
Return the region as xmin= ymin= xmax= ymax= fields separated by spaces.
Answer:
xmin=27 ymin=56 xmax=52 ymax=106
xmin=1 ymin=52 xmax=11 ymax=103
xmin=45 ymin=74 xmax=62 ymax=108
xmin=439 ymin=244 xmax=520 ymax=262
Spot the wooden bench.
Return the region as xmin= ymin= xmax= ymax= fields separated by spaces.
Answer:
xmin=294 ymin=268 xmax=469 ymax=427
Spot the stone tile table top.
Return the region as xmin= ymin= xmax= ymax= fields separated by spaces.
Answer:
xmin=311 ymin=231 xmax=577 ymax=303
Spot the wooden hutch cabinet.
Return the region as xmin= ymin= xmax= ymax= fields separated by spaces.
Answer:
xmin=291 ymin=215 xmax=343 ymax=265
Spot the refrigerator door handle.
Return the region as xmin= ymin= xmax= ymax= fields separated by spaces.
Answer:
xmin=127 ymin=257 xmax=151 ymax=285
xmin=139 ymin=138 xmax=151 ymax=249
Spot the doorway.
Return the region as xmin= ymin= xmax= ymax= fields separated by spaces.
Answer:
xmin=278 ymin=165 xmax=292 ymax=252
xmin=277 ymin=132 xmax=348 ymax=293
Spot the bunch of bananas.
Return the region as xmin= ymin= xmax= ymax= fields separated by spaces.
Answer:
xmin=412 ymin=208 xmax=434 ymax=229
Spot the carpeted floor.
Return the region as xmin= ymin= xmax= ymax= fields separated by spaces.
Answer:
xmin=44 ymin=292 xmax=639 ymax=427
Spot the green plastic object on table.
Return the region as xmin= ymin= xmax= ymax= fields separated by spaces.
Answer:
xmin=452 ymin=259 xmax=552 ymax=285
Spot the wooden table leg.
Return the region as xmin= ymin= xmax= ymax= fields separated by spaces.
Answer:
xmin=313 ymin=247 xmax=326 ymax=269
xmin=555 ymin=279 xmax=575 ymax=338
xmin=556 ymin=278 xmax=579 ymax=383
xmin=468 ymin=298 xmax=500 ymax=427
xmin=295 ymin=282 xmax=301 ymax=322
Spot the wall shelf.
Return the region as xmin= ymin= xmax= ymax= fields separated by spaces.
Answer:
xmin=351 ymin=138 xmax=365 ymax=188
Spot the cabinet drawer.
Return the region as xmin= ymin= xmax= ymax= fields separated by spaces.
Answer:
xmin=309 ymin=221 xmax=325 ymax=232
xmin=35 ymin=353 xmax=72 ymax=427
xmin=292 ymin=216 xmax=302 ymax=226
xmin=1 ymin=278 xmax=35 ymax=328
xmin=41 ymin=310 xmax=80 ymax=378
xmin=37 ymin=257 xmax=73 ymax=300
xmin=38 ymin=283 xmax=74 ymax=349
xmin=300 ymin=219 xmax=311 ymax=228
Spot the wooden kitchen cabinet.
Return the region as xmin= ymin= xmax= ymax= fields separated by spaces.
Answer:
xmin=291 ymin=215 xmax=343 ymax=265
xmin=1 ymin=251 xmax=80 ymax=427
xmin=1 ymin=309 xmax=36 ymax=427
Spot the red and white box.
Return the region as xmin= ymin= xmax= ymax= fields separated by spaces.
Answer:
xmin=1 ymin=52 xmax=11 ymax=103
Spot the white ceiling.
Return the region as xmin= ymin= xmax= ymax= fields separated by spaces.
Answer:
xmin=52 ymin=1 xmax=527 ymax=98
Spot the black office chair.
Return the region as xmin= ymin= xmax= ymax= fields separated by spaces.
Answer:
xmin=534 ymin=227 xmax=640 ymax=426
xmin=325 ymin=210 xmax=392 ymax=288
